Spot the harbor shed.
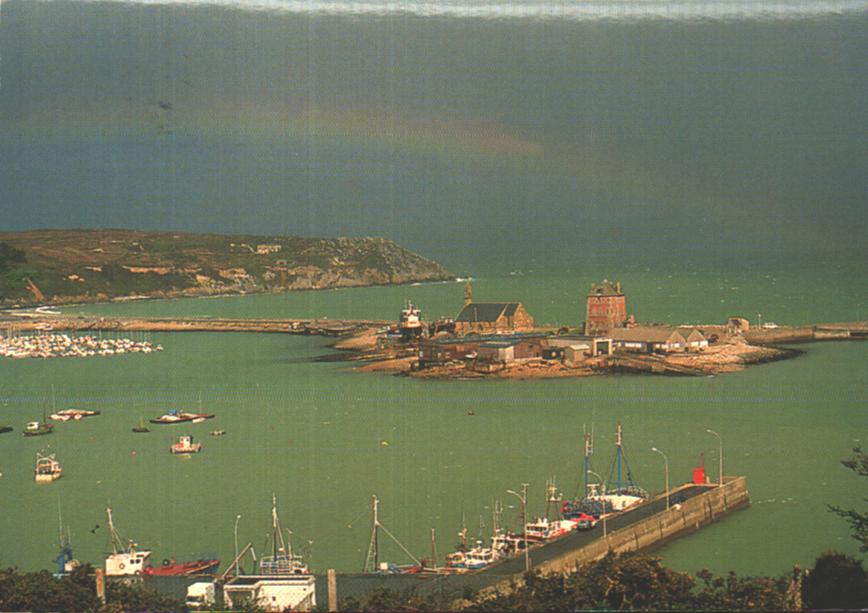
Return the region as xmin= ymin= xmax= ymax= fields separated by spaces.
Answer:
xmin=564 ymin=343 xmax=592 ymax=365
xmin=477 ymin=341 xmax=515 ymax=364
xmin=543 ymin=335 xmax=613 ymax=357
xmin=223 ymin=575 xmax=316 ymax=612
xmin=610 ymin=327 xmax=688 ymax=353
xmin=418 ymin=338 xmax=482 ymax=367
xmin=682 ymin=328 xmax=709 ymax=351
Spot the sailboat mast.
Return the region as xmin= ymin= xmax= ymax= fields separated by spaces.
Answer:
xmin=583 ymin=425 xmax=593 ymax=498
xmin=615 ymin=421 xmax=623 ymax=491
xmin=57 ymin=499 xmax=64 ymax=547
xmin=363 ymin=495 xmax=379 ymax=573
xmin=430 ymin=528 xmax=437 ymax=570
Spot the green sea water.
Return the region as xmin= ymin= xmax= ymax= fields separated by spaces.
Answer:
xmin=1 ymin=269 xmax=865 ymax=577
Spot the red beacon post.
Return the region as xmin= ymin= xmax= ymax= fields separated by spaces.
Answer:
xmin=693 ymin=453 xmax=708 ymax=485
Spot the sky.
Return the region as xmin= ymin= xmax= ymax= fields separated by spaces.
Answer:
xmin=0 ymin=0 xmax=865 ymax=272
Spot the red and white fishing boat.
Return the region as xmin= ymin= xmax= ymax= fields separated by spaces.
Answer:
xmin=171 ymin=435 xmax=202 ymax=454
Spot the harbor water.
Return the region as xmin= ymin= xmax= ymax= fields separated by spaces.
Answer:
xmin=0 ymin=268 xmax=865 ymax=577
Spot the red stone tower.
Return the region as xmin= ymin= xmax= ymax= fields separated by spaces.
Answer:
xmin=585 ymin=280 xmax=626 ymax=335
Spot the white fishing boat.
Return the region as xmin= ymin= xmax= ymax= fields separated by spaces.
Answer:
xmin=170 ymin=434 xmax=202 ymax=454
xmin=524 ymin=517 xmax=578 ymax=542
xmin=398 ymin=301 xmax=424 ymax=337
xmin=258 ymin=494 xmax=310 ymax=575
xmin=104 ymin=507 xmax=152 ymax=576
xmin=34 ymin=451 xmax=62 ymax=483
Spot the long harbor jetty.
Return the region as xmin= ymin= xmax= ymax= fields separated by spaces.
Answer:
xmin=1 ymin=314 xmax=390 ymax=336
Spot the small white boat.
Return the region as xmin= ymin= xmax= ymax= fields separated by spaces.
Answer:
xmin=170 ymin=435 xmax=202 ymax=454
xmin=34 ymin=452 xmax=62 ymax=483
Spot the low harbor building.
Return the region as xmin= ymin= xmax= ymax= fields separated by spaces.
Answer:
xmin=543 ymin=335 xmax=613 ymax=358
xmin=418 ymin=333 xmax=547 ymax=368
xmin=610 ymin=327 xmax=689 ymax=353
xmin=682 ymin=328 xmax=709 ymax=350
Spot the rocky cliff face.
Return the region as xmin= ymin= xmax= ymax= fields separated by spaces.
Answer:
xmin=0 ymin=230 xmax=452 ymax=306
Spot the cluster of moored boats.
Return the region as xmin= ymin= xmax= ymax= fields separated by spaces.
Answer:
xmin=53 ymin=497 xmax=308 ymax=585
xmin=364 ymin=423 xmax=649 ymax=575
xmin=0 ymin=404 xmax=223 ymax=484
xmin=0 ymin=333 xmax=162 ymax=359
xmin=439 ymin=424 xmax=647 ymax=573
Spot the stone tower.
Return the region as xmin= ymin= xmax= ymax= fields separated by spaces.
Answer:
xmin=585 ymin=280 xmax=626 ymax=335
xmin=464 ymin=281 xmax=473 ymax=306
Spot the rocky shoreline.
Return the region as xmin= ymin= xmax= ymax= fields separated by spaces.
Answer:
xmin=348 ymin=342 xmax=800 ymax=380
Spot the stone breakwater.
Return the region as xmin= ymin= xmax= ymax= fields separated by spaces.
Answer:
xmin=1 ymin=314 xmax=389 ymax=336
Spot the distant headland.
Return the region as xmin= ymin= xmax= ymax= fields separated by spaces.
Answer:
xmin=0 ymin=229 xmax=453 ymax=307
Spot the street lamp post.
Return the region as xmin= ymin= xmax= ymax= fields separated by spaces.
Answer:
xmin=234 ymin=514 xmax=242 ymax=576
xmin=706 ymin=429 xmax=723 ymax=486
xmin=651 ymin=448 xmax=670 ymax=512
xmin=507 ymin=484 xmax=530 ymax=573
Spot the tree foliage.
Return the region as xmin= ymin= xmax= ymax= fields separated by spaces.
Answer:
xmin=0 ymin=565 xmax=184 ymax=612
xmin=342 ymin=554 xmax=796 ymax=612
xmin=802 ymin=551 xmax=868 ymax=611
xmin=829 ymin=446 xmax=868 ymax=552
xmin=466 ymin=554 xmax=788 ymax=612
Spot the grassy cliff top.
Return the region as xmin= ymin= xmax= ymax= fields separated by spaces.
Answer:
xmin=0 ymin=229 xmax=452 ymax=306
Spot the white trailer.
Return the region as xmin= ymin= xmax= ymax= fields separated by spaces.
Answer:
xmin=223 ymin=575 xmax=316 ymax=612
xmin=185 ymin=582 xmax=215 ymax=609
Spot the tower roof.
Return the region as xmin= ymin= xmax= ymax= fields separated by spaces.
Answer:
xmin=589 ymin=280 xmax=622 ymax=297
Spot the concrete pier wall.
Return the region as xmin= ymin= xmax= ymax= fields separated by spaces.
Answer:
xmin=538 ymin=477 xmax=750 ymax=575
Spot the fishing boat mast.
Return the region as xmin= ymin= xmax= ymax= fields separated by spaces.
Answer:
xmin=106 ymin=507 xmax=131 ymax=555
xmin=545 ymin=478 xmax=562 ymax=520
xmin=55 ymin=501 xmax=75 ymax=576
xmin=605 ymin=421 xmax=646 ymax=497
xmin=583 ymin=425 xmax=595 ymax=498
xmin=363 ymin=495 xmax=379 ymax=573
xmin=258 ymin=494 xmax=306 ymax=574
xmin=362 ymin=495 xmax=422 ymax=573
